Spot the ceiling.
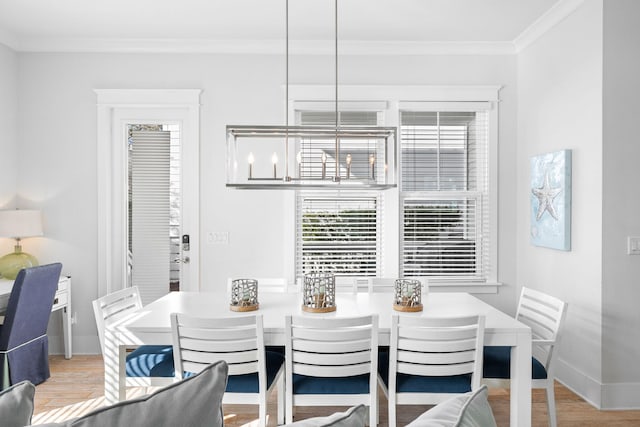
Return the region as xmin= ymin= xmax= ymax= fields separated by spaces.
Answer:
xmin=0 ymin=0 xmax=568 ymax=53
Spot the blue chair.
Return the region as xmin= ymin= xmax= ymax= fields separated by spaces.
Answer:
xmin=92 ymin=286 xmax=174 ymax=389
xmin=285 ymin=314 xmax=379 ymax=426
xmin=171 ymin=313 xmax=284 ymax=427
xmin=0 ymin=263 xmax=62 ymax=389
xmin=483 ymin=287 xmax=567 ymax=427
xmin=379 ymin=315 xmax=486 ymax=427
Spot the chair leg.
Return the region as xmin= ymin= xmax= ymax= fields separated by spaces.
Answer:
xmin=285 ymin=386 xmax=293 ymax=424
xmin=259 ymin=395 xmax=267 ymax=427
xmin=388 ymin=392 xmax=397 ymax=427
xmin=277 ymin=378 xmax=285 ymax=425
xmin=546 ymin=381 xmax=557 ymax=427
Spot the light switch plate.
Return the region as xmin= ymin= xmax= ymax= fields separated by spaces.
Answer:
xmin=627 ymin=236 xmax=640 ymax=255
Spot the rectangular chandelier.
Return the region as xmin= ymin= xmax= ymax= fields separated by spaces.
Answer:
xmin=226 ymin=125 xmax=397 ymax=189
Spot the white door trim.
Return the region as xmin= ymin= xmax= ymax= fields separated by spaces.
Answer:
xmin=95 ymin=89 xmax=201 ymax=297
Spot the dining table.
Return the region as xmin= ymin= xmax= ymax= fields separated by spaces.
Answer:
xmin=103 ymin=290 xmax=532 ymax=426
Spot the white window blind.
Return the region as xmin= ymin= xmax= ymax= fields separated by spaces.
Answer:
xmin=296 ymin=110 xmax=383 ymax=277
xmin=130 ymin=130 xmax=171 ymax=305
xmin=296 ymin=195 xmax=381 ymax=277
xmin=400 ymin=109 xmax=489 ymax=281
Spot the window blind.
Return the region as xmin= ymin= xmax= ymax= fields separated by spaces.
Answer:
xmin=400 ymin=109 xmax=489 ymax=281
xmin=296 ymin=110 xmax=383 ymax=278
xmin=130 ymin=130 xmax=171 ymax=305
xmin=296 ymin=195 xmax=381 ymax=277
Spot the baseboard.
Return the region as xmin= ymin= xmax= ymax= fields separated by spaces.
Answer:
xmin=555 ymin=357 xmax=602 ymax=408
xmin=556 ymin=357 xmax=640 ymax=410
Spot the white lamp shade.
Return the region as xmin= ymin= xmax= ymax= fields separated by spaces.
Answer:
xmin=0 ymin=209 xmax=44 ymax=238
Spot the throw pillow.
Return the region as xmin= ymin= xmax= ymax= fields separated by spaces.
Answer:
xmin=39 ymin=360 xmax=228 ymax=427
xmin=285 ymin=404 xmax=367 ymax=427
xmin=0 ymin=380 xmax=35 ymax=427
xmin=406 ymin=385 xmax=497 ymax=427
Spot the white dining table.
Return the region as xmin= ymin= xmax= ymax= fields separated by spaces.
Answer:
xmin=104 ymin=291 xmax=531 ymax=426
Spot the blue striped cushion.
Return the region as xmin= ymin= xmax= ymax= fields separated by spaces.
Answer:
xmin=378 ymin=349 xmax=473 ymax=394
xmin=126 ymin=345 xmax=174 ymax=378
xmin=225 ymin=350 xmax=285 ymax=393
xmin=482 ymin=346 xmax=548 ymax=379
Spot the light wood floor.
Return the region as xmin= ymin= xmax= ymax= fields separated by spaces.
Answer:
xmin=32 ymin=355 xmax=640 ymax=426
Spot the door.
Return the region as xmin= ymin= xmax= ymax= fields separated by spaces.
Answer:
xmin=96 ymin=89 xmax=201 ymax=303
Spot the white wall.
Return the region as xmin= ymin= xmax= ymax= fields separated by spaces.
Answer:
xmin=15 ymin=51 xmax=518 ymax=354
xmin=0 ymin=43 xmax=17 ymax=255
xmin=517 ymin=0 xmax=604 ymax=406
xmin=601 ymin=0 xmax=640 ymax=409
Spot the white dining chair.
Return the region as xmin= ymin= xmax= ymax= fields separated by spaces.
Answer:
xmin=379 ymin=315 xmax=485 ymax=427
xmin=92 ymin=286 xmax=175 ymax=389
xmin=483 ymin=287 xmax=567 ymax=427
xmin=170 ymin=313 xmax=284 ymax=427
xmin=227 ymin=277 xmax=292 ymax=293
xmin=285 ymin=314 xmax=379 ymax=426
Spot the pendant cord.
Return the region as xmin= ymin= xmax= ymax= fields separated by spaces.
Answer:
xmin=284 ymin=0 xmax=290 ymax=179
xmin=334 ymin=0 xmax=340 ymax=181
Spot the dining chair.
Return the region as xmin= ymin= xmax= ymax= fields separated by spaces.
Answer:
xmin=379 ymin=314 xmax=486 ymax=427
xmin=92 ymin=286 xmax=175 ymax=389
xmin=227 ymin=277 xmax=291 ymax=293
xmin=483 ymin=287 xmax=567 ymax=427
xmin=285 ymin=314 xmax=379 ymax=426
xmin=0 ymin=263 xmax=62 ymax=390
xmin=170 ymin=313 xmax=284 ymax=427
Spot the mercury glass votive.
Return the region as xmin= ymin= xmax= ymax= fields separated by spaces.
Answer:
xmin=393 ymin=278 xmax=423 ymax=312
xmin=302 ymin=272 xmax=336 ymax=313
xmin=230 ymin=278 xmax=259 ymax=312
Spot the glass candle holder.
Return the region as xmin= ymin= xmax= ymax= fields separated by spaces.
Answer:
xmin=302 ymin=272 xmax=336 ymax=313
xmin=393 ymin=278 xmax=423 ymax=312
xmin=230 ymin=278 xmax=259 ymax=312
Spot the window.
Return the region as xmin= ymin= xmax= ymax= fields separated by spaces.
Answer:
xmin=296 ymin=110 xmax=383 ymax=278
xmin=289 ymin=87 xmax=498 ymax=287
xmin=400 ymin=107 xmax=489 ymax=281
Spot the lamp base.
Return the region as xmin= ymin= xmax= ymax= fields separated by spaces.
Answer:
xmin=0 ymin=250 xmax=39 ymax=280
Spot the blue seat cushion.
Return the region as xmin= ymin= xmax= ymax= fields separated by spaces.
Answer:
xmin=378 ymin=349 xmax=472 ymax=394
xmin=292 ymin=373 xmax=371 ymax=395
xmin=482 ymin=346 xmax=548 ymax=380
xmin=225 ymin=350 xmax=285 ymax=393
xmin=126 ymin=345 xmax=175 ymax=378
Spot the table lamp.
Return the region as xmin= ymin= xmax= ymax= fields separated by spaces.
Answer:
xmin=0 ymin=209 xmax=44 ymax=279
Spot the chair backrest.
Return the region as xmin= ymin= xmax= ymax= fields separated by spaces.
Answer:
xmin=285 ymin=314 xmax=378 ymax=379
xmin=0 ymin=263 xmax=62 ymax=351
xmin=92 ymin=286 xmax=144 ymax=354
xmin=390 ymin=315 xmax=485 ymax=390
xmin=227 ymin=278 xmax=290 ymax=293
xmin=171 ymin=313 xmax=266 ymax=387
xmin=365 ymin=277 xmax=429 ymax=294
xmin=516 ymin=287 xmax=567 ymax=373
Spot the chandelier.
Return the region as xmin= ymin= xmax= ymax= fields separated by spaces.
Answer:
xmin=226 ymin=0 xmax=397 ymax=189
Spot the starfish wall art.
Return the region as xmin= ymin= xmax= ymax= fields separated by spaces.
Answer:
xmin=530 ymin=149 xmax=572 ymax=250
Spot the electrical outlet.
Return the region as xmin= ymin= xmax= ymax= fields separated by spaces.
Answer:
xmin=627 ymin=236 xmax=640 ymax=255
xmin=207 ymin=232 xmax=229 ymax=245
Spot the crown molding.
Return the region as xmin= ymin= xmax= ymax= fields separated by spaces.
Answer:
xmin=514 ymin=0 xmax=585 ymax=53
xmin=5 ymin=37 xmax=515 ymax=55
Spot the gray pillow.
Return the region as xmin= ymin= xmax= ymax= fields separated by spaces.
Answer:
xmin=285 ymin=405 xmax=367 ymax=427
xmin=406 ymin=385 xmax=497 ymax=427
xmin=40 ymin=360 xmax=228 ymax=427
xmin=0 ymin=380 xmax=35 ymax=427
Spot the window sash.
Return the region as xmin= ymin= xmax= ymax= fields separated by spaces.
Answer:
xmin=296 ymin=195 xmax=381 ymax=278
xmin=400 ymin=108 xmax=489 ymax=282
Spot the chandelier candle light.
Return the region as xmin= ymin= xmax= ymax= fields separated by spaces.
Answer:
xmin=225 ymin=0 xmax=396 ymax=189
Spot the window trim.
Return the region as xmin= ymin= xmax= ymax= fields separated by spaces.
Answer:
xmin=283 ymin=85 xmax=500 ymax=289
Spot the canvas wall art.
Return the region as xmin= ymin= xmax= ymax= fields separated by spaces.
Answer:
xmin=530 ymin=149 xmax=571 ymax=251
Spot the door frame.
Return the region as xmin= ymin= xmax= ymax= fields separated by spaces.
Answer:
xmin=95 ymin=89 xmax=201 ymax=297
